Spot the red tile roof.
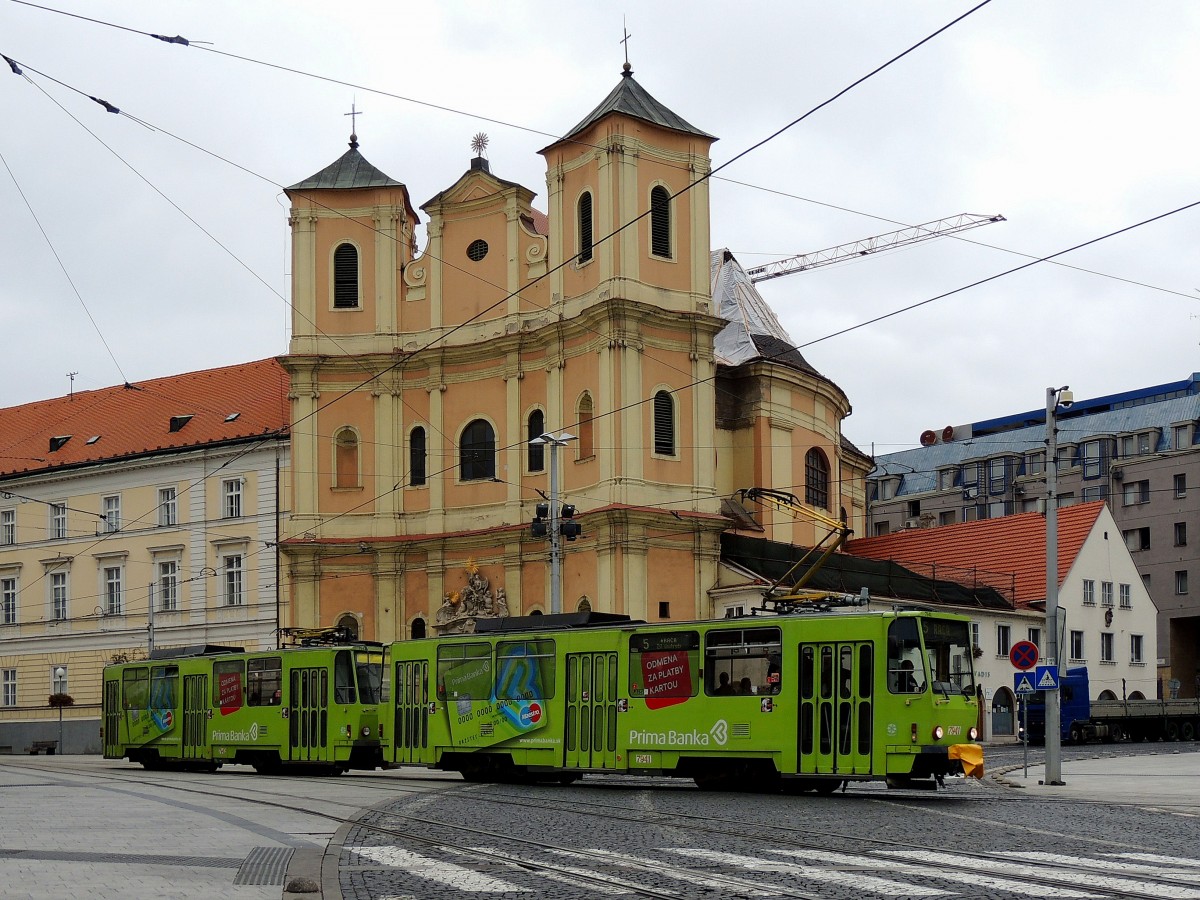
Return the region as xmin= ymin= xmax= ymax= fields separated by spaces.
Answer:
xmin=845 ymin=501 xmax=1106 ymax=608
xmin=0 ymin=359 xmax=290 ymax=478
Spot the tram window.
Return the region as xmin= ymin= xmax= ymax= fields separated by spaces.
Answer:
xmin=704 ymin=626 xmax=782 ymax=696
xmin=334 ymin=650 xmax=357 ymax=704
xmin=247 ymin=657 xmax=282 ymax=706
xmin=122 ymin=667 xmax=149 ymax=710
xmin=920 ymin=617 xmax=976 ymax=697
xmin=857 ymin=645 xmax=873 ymax=698
xmin=150 ymin=666 xmax=178 ymax=712
xmin=496 ymin=640 xmax=555 ymax=700
xmin=213 ymin=660 xmax=245 ymax=711
xmin=887 ymin=618 xmax=924 ymax=694
xmin=800 ymin=646 xmax=815 ymax=700
xmin=629 ymin=630 xmax=699 ymax=698
xmin=355 ymin=650 xmax=384 ymax=705
xmin=437 ymin=642 xmax=492 ymax=700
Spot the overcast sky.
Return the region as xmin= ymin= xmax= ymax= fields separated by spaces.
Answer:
xmin=3 ymin=1 xmax=1198 ymax=458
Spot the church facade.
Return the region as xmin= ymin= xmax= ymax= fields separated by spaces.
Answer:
xmin=278 ymin=66 xmax=871 ymax=641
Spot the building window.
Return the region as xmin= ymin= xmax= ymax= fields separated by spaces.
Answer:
xmin=1081 ymin=440 xmax=1104 ymax=479
xmin=51 ymin=572 xmax=68 ymax=620
xmin=874 ymin=521 xmax=890 ymax=536
xmin=996 ymin=624 xmax=1011 ymax=657
xmin=333 ymin=242 xmax=360 ymax=308
xmin=1119 ymin=583 xmax=1131 ymax=609
xmin=988 ymin=457 xmax=1008 ymax=494
xmin=1174 ymin=424 xmax=1190 ymax=450
xmin=50 ymin=502 xmax=67 ymax=539
xmin=335 ymin=428 xmax=359 ymax=489
xmin=1070 ymin=630 xmax=1085 ymax=661
xmin=1028 ymin=627 xmax=1041 ymax=649
xmin=158 ymin=488 xmax=177 ymax=527
xmin=938 ymin=469 xmax=956 ymax=490
xmin=1 ymin=669 xmax=14 ymax=707
xmin=1123 ymin=527 xmax=1151 ymax=552
xmin=104 ymin=565 xmax=123 ymax=615
xmin=0 ymin=509 xmax=12 ymax=545
xmin=971 ymin=622 xmax=981 ymax=652
xmin=658 ymin=601 xmax=671 ymax=619
xmin=459 ymin=419 xmax=496 ymax=481
xmin=652 ymin=390 xmax=676 ymax=456
xmin=805 ymin=448 xmax=831 ymax=510
xmin=577 ymin=393 xmax=594 ymax=459
xmin=1176 ymin=522 xmax=1188 ymax=547
xmin=224 ymin=554 xmax=244 ymax=606
xmin=51 ymin=665 xmax=67 ymax=695
xmin=1176 ymin=570 xmax=1189 ymax=595
xmin=222 ymin=479 xmax=243 ymax=518
xmin=1175 ymin=473 xmax=1187 ymax=498
xmin=1081 ymin=485 xmax=1106 ymax=502
xmin=961 ymin=463 xmax=979 ymax=492
xmin=1130 ymin=634 xmax=1144 ymax=664
xmin=527 ymin=410 xmax=545 ymax=473
xmin=650 ymin=185 xmax=671 ymax=258
xmin=1082 ymin=579 xmax=1095 ymax=606
xmin=939 ymin=509 xmax=956 ymax=526
xmin=1026 ymin=451 xmax=1045 ymax=475
xmin=1100 ymin=632 xmax=1114 ymax=663
xmin=409 ymin=427 xmax=426 ymax=486
xmin=1122 ymin=480 xmax=1150 ymax=506
xmin=158 ymin=560 xmax=178 ymax=612
xmin=1101 ymin=581 xmax=1113 ymax=608
xmin=1 ymin=577 xmax=16 ymax=625
xmin=102 ymin=495 xmax=121 ymax=532
xmin=577 ymin=191 xmax=593 ymax=263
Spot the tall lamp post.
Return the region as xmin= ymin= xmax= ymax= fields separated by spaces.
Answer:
xmin=1045 ymin=385 xmax=1073 ymax=786
xmin=530 ymin=432 xmax=576 ymax=615
xmin=54 ymin=666 xmax=66 ymax=753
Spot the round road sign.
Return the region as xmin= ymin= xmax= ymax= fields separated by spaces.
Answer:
xmin=1009 ymin=640 xmax=1039 ymax=670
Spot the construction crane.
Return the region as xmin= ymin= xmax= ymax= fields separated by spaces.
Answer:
xmin=737 ymin=487 xmax=859 ymax=613
xmin=745 ymin=213 xmax=1005 ymax=284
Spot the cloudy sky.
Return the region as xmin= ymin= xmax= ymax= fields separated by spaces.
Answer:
xmin=3 ymin=1 xmax=1198 ymax=457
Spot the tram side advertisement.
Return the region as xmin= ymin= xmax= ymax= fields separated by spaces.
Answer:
xmin=441 ymin=645 xmax=549 ymax=748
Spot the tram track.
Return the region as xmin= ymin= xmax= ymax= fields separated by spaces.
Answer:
xmin=8 ymin=755 xmax=1199 ymax=899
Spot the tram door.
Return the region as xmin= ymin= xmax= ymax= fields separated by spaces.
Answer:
xmin=289 ymin=667 xmax=329 ymax=763
xmin=182 ymin=674 xmax=209 ymax=761
xmin=797 ymin=642 xmax=873 ymax=776
xmin=393 ymin=660 xmax=429 ymax=765
xmin=565 ymin=653 xmax=619 ymax=770
xmin=103 ymin=680 xmax=121 ymax=758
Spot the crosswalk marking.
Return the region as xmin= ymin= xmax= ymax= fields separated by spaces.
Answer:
xmin=878 ymin=849 xmax=1200 ymax=899
xmin=1118 ymin=853 xmax=1200 ymax=869
xmin=767 ymin=847 xmax=1096 ymax=898
xmin=666 ymin=847 xmax=951 ymax=896
xmin=571 ymin=847 xmax=775 ymax=896
xmin=1019 ymin=850 xmax=1200 ymax=878
xmin=353 ymin=846 xmax=531 ymax=893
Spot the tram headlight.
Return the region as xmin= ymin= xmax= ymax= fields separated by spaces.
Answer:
xmin=968 ymin=726 xmax=979 ymax=741
xmin=932 ymin=725 xmax=945 ymax=741
xmin=361 ymin=726 xmax=371 ymax=738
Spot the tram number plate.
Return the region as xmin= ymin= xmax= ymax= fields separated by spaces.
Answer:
xmin=947 ymin=726 xmax=961 ymax=736
xmin=634 ymin=753 xmax=654 ymax=765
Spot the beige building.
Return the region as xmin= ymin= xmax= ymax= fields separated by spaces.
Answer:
xmin=0 ymin=360 xmax=289 ymax=752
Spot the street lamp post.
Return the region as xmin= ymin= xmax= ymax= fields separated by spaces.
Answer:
xmin=1044 ymin=385 xmax=1073 ymax=786
xmin=530 ymin=432 xmax=576 ymax=615
xmin=54 ymin=666 xmax=66 ymax=754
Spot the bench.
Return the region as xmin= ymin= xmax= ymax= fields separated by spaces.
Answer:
xmin=26 ymin=740 xmax=57 ymax=755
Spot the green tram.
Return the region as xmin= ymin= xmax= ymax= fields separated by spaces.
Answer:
xmin=102 ymin=637 xmax=385 ymax=773
xmin=388 ymin=609 xmax=984 ymax=791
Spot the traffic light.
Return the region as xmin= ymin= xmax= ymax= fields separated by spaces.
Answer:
xmin=529 ymin=502 xmax=582 ymax=540
xmin=531 ymin=502 xmax=550 ymax=538
xmin=560 ymin=504 xmax=581 ymax=541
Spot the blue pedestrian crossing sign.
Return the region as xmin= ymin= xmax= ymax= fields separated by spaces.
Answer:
xmin=1014 ymin=672 xmax=1036 ymax=694
xmin=1034 ymin=665 xmax=1060 ymax=691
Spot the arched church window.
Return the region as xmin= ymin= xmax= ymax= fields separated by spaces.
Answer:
xmin=411 ymin=617 xmax=427 ymax=640
xmin=578 ymin=192 xmax=593 ymax=263
xmin=337 ymin=613 xmax=360 ymax=641
xmin=527 ymin=410 xmax=545 ymax=472
xmin=650 ymin=185 xmax=671 ymax=258
xmin=577 ymin=393 xmax=594 ymax=459
xmin=335 ymin=428 xmax=359 ymax=488
xmin=653 ymin=390 xmax=675 ymax=456
xmin=333 ymin=242 xmax=360 ymax=308
xmin=409 ymin=426 xmax=427 ymax=486
xmin=805 ymin=448 xmax=831 ymax=510
xmin=460 ymin=419 xmax=496 ymax=481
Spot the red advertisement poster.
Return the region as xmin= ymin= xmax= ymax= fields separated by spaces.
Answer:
xmin=217 ymin=671 xmax=243 ymax=716
xmin=641 ymin=650 xmax=692 ymax=710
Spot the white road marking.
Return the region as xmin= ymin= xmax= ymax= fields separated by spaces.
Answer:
xmin=879 ymin=849 xmax=1200 ymax=899
xmin=354 ymin=845 xmax=531 ymax=893
xmin=570 ymin=847 xmax=772 ymax=896
xmin=1018 ymin=851 xmax=1200 ymax=879
xmin=1118 ymin=853 xmax=1200 ymax=869
xmin=666 ymin=847 xmax=951 ymax=896
xmin=474 ymin=846 xmax=635 ymax=895
xmin=766 ymin=847 xmax=1096 ymax=898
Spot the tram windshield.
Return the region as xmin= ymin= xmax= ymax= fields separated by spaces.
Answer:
xmin=920 ymin=618 xmax=976 ymax=698
xmin=355 ymin=650 xmax=384 ymax=704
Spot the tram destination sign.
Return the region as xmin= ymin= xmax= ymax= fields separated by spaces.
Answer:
xmin=1009 ymin=640 xmax=1039 ymax=671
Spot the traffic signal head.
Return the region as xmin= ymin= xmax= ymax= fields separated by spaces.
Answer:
xmin=535 ymin=502 xmax=550 ymax=519
xmin=561 ymin=520 xmax=582 ymax=541
xmin=560 ymin=504 xmax=577 ymax=519
xmin=531 ymin=517 xmax=548 ymax=538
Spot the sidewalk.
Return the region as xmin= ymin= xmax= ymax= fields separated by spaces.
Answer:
xmin=994 ymin=749 xmax=1200 ymax=813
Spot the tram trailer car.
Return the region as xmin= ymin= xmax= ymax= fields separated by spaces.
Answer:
xmin=102 ymin=643 xmax=385 ymax=773
xmin=387 ymin=610 xmax=984 ymax=791
xmin=1024 ymin=667 xmax=1200 ymax=743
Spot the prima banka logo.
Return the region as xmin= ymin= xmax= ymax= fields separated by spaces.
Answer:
xmin=629 ymin=719 xmax=729 ymax=747
xmin=211 ymin=722 xmax=260 ymax=742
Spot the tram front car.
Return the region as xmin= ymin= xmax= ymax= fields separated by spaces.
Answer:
xmin=883 ymin=613 xmax=983 ymax=788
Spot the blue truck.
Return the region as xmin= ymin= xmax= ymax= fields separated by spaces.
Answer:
xmin=1024 ymin=667 xmax=1200 ymax=743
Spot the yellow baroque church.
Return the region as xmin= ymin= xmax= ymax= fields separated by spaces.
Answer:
xmin=279 ymin=65 xmax=872 ymax=641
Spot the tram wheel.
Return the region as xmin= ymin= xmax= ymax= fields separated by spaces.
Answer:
xmin=1166 ymin=722 xmax=1180 ymax=741
xmin=812 ymin=779 xmax=843 ymax=795
xmin=1110 ymin=725 xmax=1124 ymax=742
xmin=1181 ymin=721 xmax=1195 ymax=741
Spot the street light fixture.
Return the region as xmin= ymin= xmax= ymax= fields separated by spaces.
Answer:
xmin=529 ymin=432 xmax=576 ymax=615
xmin=1044 ymin=385 xmax=1073 ymax=786
xmin=54 ymin=666 xmax=66 ymax=754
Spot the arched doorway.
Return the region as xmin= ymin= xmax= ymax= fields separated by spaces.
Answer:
xmin=991 ymin=686 xmax=1015 ymax=736
xmin=411 ymin=617 xmax=426 ymax=640
xmin=336 ymin=614 xmax=359 ymax=641
xmin=1098 ymin=690 xmax=1117 ymax=701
